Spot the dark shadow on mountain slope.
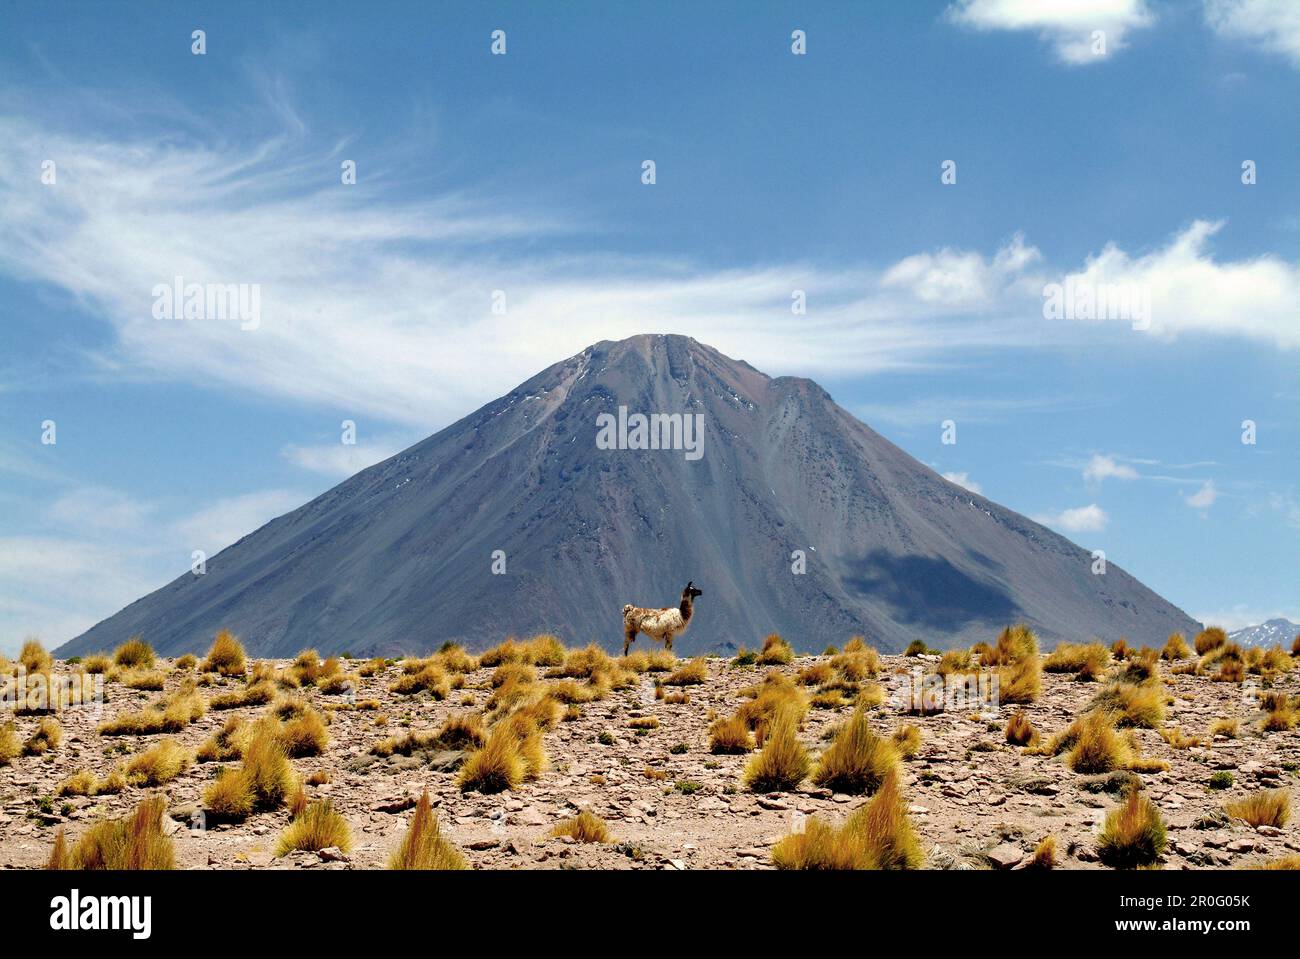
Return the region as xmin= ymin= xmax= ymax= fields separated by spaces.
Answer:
xmin=845 ymin=550 xmax=1018 ymax=631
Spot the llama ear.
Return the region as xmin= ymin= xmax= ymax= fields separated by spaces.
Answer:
xmin=686 ymin=581 xmax=693 ymax=589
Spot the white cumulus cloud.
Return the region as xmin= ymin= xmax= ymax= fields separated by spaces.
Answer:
xmin=1083 ymin=454 xmax=1140 ymax=482
xmin=946 ymin=0 xmax=1156 ymax=64
xmin=1036 ymin=503 xmax=1109 ymax=532
xmin=1205 ymin=0 xmax=1300 ymax=68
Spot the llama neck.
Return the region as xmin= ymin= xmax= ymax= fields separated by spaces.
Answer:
xmin=679 ymin=598 xmax=693 ymax=622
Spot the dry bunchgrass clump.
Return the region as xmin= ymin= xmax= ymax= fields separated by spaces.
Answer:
xmin=1044 ymin=642 xmax=1107 ymax=674
xmin=797 ymin=662 xmax=833 ymax=686
xmin=82 ymin=654 xmax=112 ymax=674
xmin=1004 ymin=710 xmax=1037 ymax=746
xmin=0 ymin=721 xmax=20 ymax=764
xmin=389 ymin=791 xmax=466 ymax=869
xmin=100 ymin=685 xmax=206 ymax=735
xmin=457 ymin=723 xmax=527 ymax=793
xmin=831 ymin=647 xmax=881 ymax=681
xmin=811 ymin=688 xmax=848 ymax=710
xmin=1194 ymin=627 xmax=1228 ymax=655
xmin=121 ymin=669 xmax=166 ymax=691
xmin=1225 ymin=789 xmax=1289 ymax=828
xmin=551 ymin=810 xmax=611 ymax=843
xmin=1097 ymin=789 xmax=1166 ymax=868
xmin=200 ymin=630 xmax=246 ymax=676
xmin=125 ymin=738 xmax=192 ymax=786
xmin=23 ymin=716 xmax=62 ymax=755
xmin=736 ymin=672 xmax=808 ymax=742
xmin=1117 ymin=647 xmax=1160 ymax=684
xmin=48 ymin=795 xmax=175 ymax=870
xmin=812 ymin=708 xmax=898 ymax=794
xmin=210 ymin=679 xmax=276 ymax=711
xmin=628 ymin=716 xmax=659 ymax=730
xmin=1028 ymin=835 xmax=1056 ymax=869
xmin=756 ymin=634 xmax=794 ymax=665
xmin=1064 ymin=712 xmax=1132 ymax=774
xmin=491 ymin=662 xmax=536 ymax=688
xmin=434 ymin=644 xmax=480 ymax=673
xmin=275 ymin=800 xmax=352 ymax=856
xmin=113 ymin=636 xmax=156 ymax=670
xmin=197 ymin=716 xmax=250 ymax=762
xmin=202 ymin=718 xmax=297 ymax=820
xmin=57 ymin=768 xmax=125 ymax=797
xmin=935 ymin=649 xmax=975 ymax=676
xmin=175 ymin=654 xmax=196 ymax=670
xmin=1161 ymin=633 xmax=1190 ymax=660
xmin=982 ymin=624 xmax=1038 ymax=666
xmin=1158 ymin=726 xmax=1202 ymax=749
xmin=1110 ymin=638 xmax=1131 ymax=661
xmin=390 ymin=662 xmax=451 ymax=698
xmin=997 ymin=654 xmax=1041 ymax=704
xmin=1260 ymin=706 xmax=1296 ymax=732
xmin=743 ymin=708 xmax=809 ymax=792
xmin=278 ymin=708 xmax=329 ymax=757
xmin=19 ymin=639 xmax=53 ymax=673
xmin=1089 ymin=681 xmax=1164 ymax=728
xmin=709 ymin=714 xmax=754 ymax=753
xmin=1208 ymin=717 xmax=1238 ymax=739
xmin=664 ymin=657 xmax=708 ymax=686
xmin=1262 ymin=854 xmax=1300 ymax=870
xmin=771 ymin=772 xmax=921 ymax=870
xmin=891 ymin=724 xmax=921 ymax=759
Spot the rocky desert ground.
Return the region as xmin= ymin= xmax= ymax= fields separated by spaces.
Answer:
xmin=2 ymin=629 xmax=1298 ymax=871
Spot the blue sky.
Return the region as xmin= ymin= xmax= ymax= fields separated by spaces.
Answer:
xmin=1 ymin=0 xmax=1298 ymax=653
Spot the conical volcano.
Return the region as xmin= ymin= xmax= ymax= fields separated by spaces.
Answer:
xmin=59 ymin=334 xmax=1199 ymax=657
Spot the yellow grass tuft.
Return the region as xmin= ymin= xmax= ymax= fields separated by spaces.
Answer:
xmin=1004 ymin=710 xmax=1037 ymax=746
xmin=664 ymin=657 xmax=708 ymax=686
xmin=57 ymin=768 xmax=125 ymax=797
xmin=1065 ymin=712 xmax=1132 ymax=774
xmin=1160 ymin=633 xmax=1190 ymax=660
xmin=197 ymin=716 xmax=250 ymax=762
xmin=0 ymin=721 xmax=20 ymax=764
xmin=1097 ymin=790 xmax=1167 ymax=868
xmin=50 ymin=795 xmax=175 ymax=870
xmin=113 ymin=636 xmax=156 ymax=670
xmin=390 ymin=662 xmax=450 ymax=698
xmin=210 ymin=679 xmax=276 ymax=711
xmin=388 ymin=791 xmax=466 ymax=869
xmin=812 ymin=708 xmax=898 ymax=794
xmin=274 ymin=800 xmax=352 ymax=856
xmin=1194 ymin=627 xmax=1228 ymax=655
xmin=890 ymin=723 xmax=921 ymax=759
xmin=1089 ymin=681 xmax=1164 ymax=728
xmin=771 ymin=771 xmax=922 ymax=870
xmin=202 ymin=718 xmax=297 ymax=820
xmin=200 ymin=630 xmax=247 ymax=676
xmin=1208 ymin=717 xmax=1238 ymax=739
xmin=709 ymin=714 xmax=755 ymax=753
xmin=743 ymin=708 xmax=809 ymax=792
xmin=756 ymin=634 xmax=794 ymax=665
xmin=19 ymin=639 xmax=53 ymax=673
xmin=1028 ymin=835 xmax=1056 ymax=869
xmin=23 ymin=716 xmax=62 ymax=755
xmin=1225 ymin=789 xmax=1289 ymax=828
xmin=125 ymin=738 xmax=192 ymax=786
xmin=278 ymin=707 xmax=329 ymax=757
xmin=997 ymin=654 xmax=1041 ymax=704
xmin=551 ymin=810 xmax=611 ymax=843
xmin=457 ymin=723 xmax=527 ymax=793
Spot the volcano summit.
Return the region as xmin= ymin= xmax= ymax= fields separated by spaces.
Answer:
xmin=60 ymin=334 xmax=1198 ymax=658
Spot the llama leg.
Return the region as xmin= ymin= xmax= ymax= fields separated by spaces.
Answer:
xmin=666 ymin=634 xmax=674 ymax=654
xmin=624 ymin=628 xmax=637 ymax=657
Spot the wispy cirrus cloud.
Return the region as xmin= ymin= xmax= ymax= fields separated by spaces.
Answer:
xmin=3 ymin=101 xmax=1297 ymax=434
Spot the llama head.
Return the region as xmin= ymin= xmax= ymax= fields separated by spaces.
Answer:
xmin=682 ymin=581 xmax=702 ymax=599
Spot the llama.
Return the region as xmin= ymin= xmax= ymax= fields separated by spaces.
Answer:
xmin=622 ymin=582 xmax=703 ymax=656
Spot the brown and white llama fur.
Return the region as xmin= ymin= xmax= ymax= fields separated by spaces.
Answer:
xmin=622 ymin=581 xmax=702 ymax=656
